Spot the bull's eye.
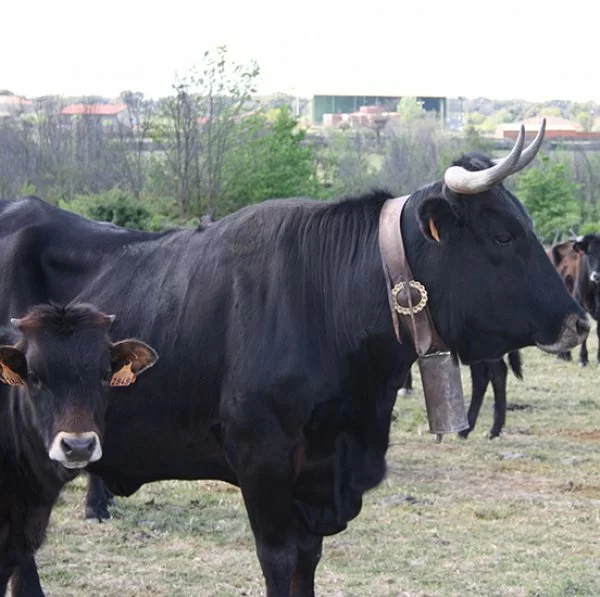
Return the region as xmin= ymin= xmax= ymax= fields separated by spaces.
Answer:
xmin=494 ymin=233 xmax=513 ymax=247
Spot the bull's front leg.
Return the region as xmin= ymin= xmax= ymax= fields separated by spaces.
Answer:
xmin=9 ymin=556 xmax=44 ymax=597
xmin=291 ymin=521 xmax=323 ymax=597
xmin=224 ymin=401 xmax=306 ymax=597
xmin=85 ymin=473 xmax=114 ymax=520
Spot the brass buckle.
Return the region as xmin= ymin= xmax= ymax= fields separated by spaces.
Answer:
xmin=391 ymin=280 xmax=428 ymax=315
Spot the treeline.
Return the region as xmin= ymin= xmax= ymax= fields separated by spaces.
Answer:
xmin=0 ymin=47 xmax=598 ymax=242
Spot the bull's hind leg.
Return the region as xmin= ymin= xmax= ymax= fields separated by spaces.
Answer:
xmin=579 ymin=337 xmax=589 ymax=367
xmin=291 ymin=522 xmax=323 ymax=597
xmin=458 ymin=362 xmax=490 ymax=439
xmin=488 ymin=358 xmax=508 ymax=439
xmin=398 ymin=369 xmax=412 ymax=396
xmin=8 ymin=556 xmax=44 ymax=597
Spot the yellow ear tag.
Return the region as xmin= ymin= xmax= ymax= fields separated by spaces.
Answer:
xmin=428 ymin=217 xmax=440 ymax=242
xmin=0 ymin=361 xmax=24 ymax=386
xmin=110 ymin=362 xmax=137 ymax=387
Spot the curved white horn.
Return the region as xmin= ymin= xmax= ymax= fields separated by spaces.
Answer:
xmin=444 ymin=125 xmax=526 ymax=195
xmin=508 ymin=118 xmax=546 ymax=175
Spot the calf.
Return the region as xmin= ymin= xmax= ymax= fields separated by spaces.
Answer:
xmin=0 ymin=303 xmax=157 ymax=597
xmin=549 ymin=235 xmax=600 ymax=366
xmin=400 ymin=351 xmax=523 ymax=438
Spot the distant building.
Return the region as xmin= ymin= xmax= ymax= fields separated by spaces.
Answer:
xmin=0 ymin=91 xmax=33 ymax=117
xmin=311 ymin=94 xmax=446 ymax=125
xmin=497 ymin=116 xmax=600 ymax=141
xmin=61 ymin=103 xmax=133 ymax=128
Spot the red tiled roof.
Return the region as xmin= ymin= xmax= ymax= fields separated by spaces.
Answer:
xmin=62 ymin=103 xmax=127 ymax=116
xmin=0 ymin=95 xmax=32 ymax=105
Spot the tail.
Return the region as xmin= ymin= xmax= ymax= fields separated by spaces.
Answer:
xmin=508 ymin=350 xmax=523 ymax=380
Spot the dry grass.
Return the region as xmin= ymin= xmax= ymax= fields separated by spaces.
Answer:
xmin=35 ymin=336 xmax=600 ymax=596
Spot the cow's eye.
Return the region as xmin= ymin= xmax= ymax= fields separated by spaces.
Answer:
xmin=494 ymin=233 xmax=513 ymax=247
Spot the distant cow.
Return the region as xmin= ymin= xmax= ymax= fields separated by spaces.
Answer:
xmin=0 ymin=120 xmax=590 ymax=596
xmin=0 ymin=303 xmax=157 ymax=596
xmin=549 ymin=234 xmax=600 ymax=366
xmin=400 ymin=351 xmax=523 ymax=438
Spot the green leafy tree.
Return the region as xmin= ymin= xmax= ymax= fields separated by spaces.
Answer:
xmin=517 ymin=156 xmax=580 ymax=243
xmin=221 ymin=106 xmax=319 ymax=213
xmin=59 ymin=189 xmax=153 ymax=230
xmin=397 ymin=97 xmax=425 ymax=122
xmin=576 ymin=111 xmax=594 ymax=132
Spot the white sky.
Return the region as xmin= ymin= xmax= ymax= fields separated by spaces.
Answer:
xmin=3 ymin=0 xmax=599 ymax=101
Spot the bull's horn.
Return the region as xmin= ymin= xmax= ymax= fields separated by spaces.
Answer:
xmin=506 ymin=118 xmax=546 ymax=175
xmin=444 ymin=124 xmax=526 ymax=194
xmin=10 ymin=318 xmax=21 ymax=328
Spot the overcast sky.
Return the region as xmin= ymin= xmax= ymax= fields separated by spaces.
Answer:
xmin=3 ymin=0 xmax=598 ymax=101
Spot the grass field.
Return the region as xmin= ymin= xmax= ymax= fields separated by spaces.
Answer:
xmin=36 ymin=337 xmax=600 ymax=597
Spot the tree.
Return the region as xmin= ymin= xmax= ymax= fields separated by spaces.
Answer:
xmin=517 ymin=156 xmax=580 ymax=243
xmin=397 ymin=97 xmax=425 ymax=122
xmin=221 ymin=106 xmax=319 ymax=212
xmin=196 ymin=46 xmax=260 ymax=214
xmin=576 ymin=111 xmax=594 ymax=133
xmin=154 ymin=82 xmax=201 ymax=217
xmin=153 ymin=46 xmax=259 ymax=217
xmin=115 ymin=91 xmax=155 ymax=199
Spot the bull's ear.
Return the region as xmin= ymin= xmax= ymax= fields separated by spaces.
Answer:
xmin=416 ymin=197 xmax=457 ymax=243
xmin=110 ymin=340 xmax=158 ymax=387
xmin=0 ymin=346 xmax=27 ymax=387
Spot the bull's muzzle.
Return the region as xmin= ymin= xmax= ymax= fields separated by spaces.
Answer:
xmin=536 ymin=313 xmax=590 ymax=354
xmin=48 ymin=431 xmax=102 ymax=468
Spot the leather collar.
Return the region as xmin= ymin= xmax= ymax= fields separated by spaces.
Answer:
xmin=378 ymin=195 xmax=448 ymax=356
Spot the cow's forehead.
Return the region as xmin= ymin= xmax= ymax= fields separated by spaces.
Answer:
xmin=454 ymin=186 xmax=533 ymax=229
xmin=26 ymin=328 xmax=110 ymax=367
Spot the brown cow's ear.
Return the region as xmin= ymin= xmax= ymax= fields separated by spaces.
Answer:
xmin=110 ymin=340 xmax=158 ymax=387
xmin=417 ymin=197 xmax=457 ymax=243
xmin=0 ymin=346 xmax=27 ymax=387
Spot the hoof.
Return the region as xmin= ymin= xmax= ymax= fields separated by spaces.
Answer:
xmin=487 ymin=431 xmax=501 ymax=440
xmin=86 ymin=505 xmax=111 ymax=521
xmin=398 ymin=388 xmax=413 ymax=396
xmin=579 ymin=361 xmax=588 ymax=368
xmin=457 ymin=429 xmax=470 ymax=439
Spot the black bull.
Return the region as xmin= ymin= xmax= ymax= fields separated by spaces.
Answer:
xmin=0 ymin=135 xmax=589 ymax=596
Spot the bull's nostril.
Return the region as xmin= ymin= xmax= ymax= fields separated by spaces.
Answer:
xmin=60 ymin=435 xmax=96 ymax=459
xmin=60 ymin=438 xmax=73 ymax=456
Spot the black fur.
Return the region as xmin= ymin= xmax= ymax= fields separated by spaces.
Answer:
xmin=0 ymin=164 xmax=585 ymax=596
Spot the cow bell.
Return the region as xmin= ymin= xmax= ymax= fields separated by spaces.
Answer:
xmin=417 ymin=351 xmax=469 ymax=435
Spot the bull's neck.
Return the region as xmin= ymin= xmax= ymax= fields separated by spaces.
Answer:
xmin=399 ymin=196 xmax=455 ymax=354
xmin=298 ymin=199 xmax=414 ymax=364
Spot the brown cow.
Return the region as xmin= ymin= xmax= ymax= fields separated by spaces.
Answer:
xmin=548 ymin=235 xmax=600 ymax=365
